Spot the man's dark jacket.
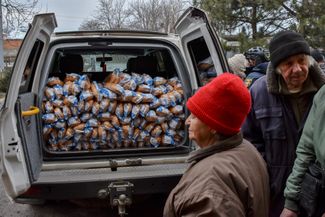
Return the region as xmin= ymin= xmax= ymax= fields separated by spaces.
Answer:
xmin=242 ymin=60 xmax=325 ymax=217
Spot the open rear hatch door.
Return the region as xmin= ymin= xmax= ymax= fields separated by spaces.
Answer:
xmin=0 ymin=13 xmax=57 ymax=199
xmin=175 ymin=7 xmax=228 ymax=87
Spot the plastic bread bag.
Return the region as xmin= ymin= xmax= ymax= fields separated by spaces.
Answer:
xmin=143 ymin=74 xmax=153 ymax=86
xmin=139 ymin=119 xmax=147 ymax=130
xmin=100 ymin=87 xmax=117 ymax=100
xmin=99 ymin=98 xmax=110 ymax=113
xmin=170 ymin=105 xmax=184 ymax=115
xmin=90 ymin=81 xmax=100 ymax=101
xmin=115 ymin=103 xmax=124 ymax=120
xmin=44 ymin=101 xmax=54 ymax=113
xmin=73 ymin=123 xmax=86 ymax=132
xmin=108 ymin=100 xmax=117 ymax=113
xmin=159 ymin=95 xmax=171 ymax=107
xmin=84 ymin=100 xmax=94 ymax=112
xmin=54 ymin=107 xmax=64 ymax=120
xmin=86 ymin=118 xmax=99 ymax=128
xmin=48 ymin=138 xmax=59 ymax=151
xmin=112 ymin=130 xmax=122 ymax=147
xmin=168 ymin=117 xmax=182 ymax=130
xmin=57 ymin=127 xmax=67 ymax=140
xmin=137 ymin=84 xmax=152 ymax=93
xmin=42 ymin=113 xmax=57 ymax=124
xmin=98 ymin=112 xmax=111 ymax=122
xmin=77 ymin=100 xmax=85 ymax=113
xmin=98 ymin=125 xmax=107 ymax=142
xmin=90 ymin=128 xmax=99 ymax=141
xmin=121 ymin=90 xmax=136 ymax=102
xmin=161 ymin=122 xmax=169 ymax=133
xmin=171 ymin=90 xmax=184 ymax=104
xmin=131 ymin=92 xmax=143 ymax=104
xmin=63 ymin=81 xmax=72 ymax=97
xmin=162 ymin=135 xmax=175 ymax=146
xmin=80 ymin=90 xmax=94 ymax=101
xmin=166 ymin=129 xmax=177 ymax=137
xmin=144 ymin=123 xmax=155 ymax=133
xmin=132 ymin=118 xmax=141 ymax=128
xmin=53 ymin=84 xmax=64 ymax=99
xmin=53 ymin=120 xmax=66 ymax=129
xmin=64 ymin=95 xmax=78 ymax=107
xmin=84 ymin=127 xmax=93 ymax=139
xmin=78 ymin=74 xmax=91 ymax=90
xmin=67 ymin=116 xmax=81 ymax=127
xmin=120 ymin=117 xmax=132 ymax=125
xmin=102 ymin=121 xmax=114 ymax=132
xmin=165 ymin=84 xmax=174 ymax=92
xmin=124 ymin=103 xmax=132 ymax=118
xmin=153 ymin=77 xmax=167 ymax=86
xmin=174 ymin=130 xmax=185 ymax=143
xmin=133 ymin=128 xmax=141 ymax=141
xmin=151 ymin=125 xmax=162 ymax=137
xmin=49 ymin=129 xmax=58 ymax=141
xmin=156 ymin=106 xmax=171 ymax=116
xmin=70 ymin=106 xmax=79 ymax=116
xmin=73 ymin=142 xmax=82 ymax=151
xmin=65 ymin=127 xmax=74 ymax=140
xmin=110 ymin=115 xmax=120 ymax=128
xmin=119 ymin=73 xmax=132 ymax=85
xmin=104 ymin=83 xmax=125 ymax=96
xmin=69 ymin=82 xmax=81 ymax=96
xmin=149 ymin=97 xmax=161 ymax=109
xmin=121 ymin=125 xmax=133 ymax=139
xmin=52 ymin=99 xmax=64 ymax=107
xmin=80 ymin=113 xmax=92 ymax=123
xmin=141 ymin=93 xmax=155 ymax=103
xmin=150 ymin=136 xmax=162 ymax=148
xmin=146 ymin=110 xmax=158 ymax=122
xmin=167 ymin=93 xmax=177 ymax=107
xmin=152 ymin=86 xmax=167 ymax=97
xmin=92 ymin=101 xmax=100 ymax=115
xmin=167 ymin=77 xmax=180 ymax=87
xmin=156 ymin=116 xmax=166 ymax=124
xmin=138 ymin=130 xmax=150 ymax=142
xmin=43 ymin=124 xmax=53 ymax=137
xmin=131 ymin=72 xmax=144 ymax=85
xmin=122 ymin=79 xmax=137 ymax=91
xmin=47 ymin=77 xmax=64 ymax=87
xmin=89 ymin=141 xmax=99 ymax=150
xmin=137 ymin=141 xmax=145 ymax=148
xmin=139 ymin=104 xmax=150 ymax=118
xmin=177 ymin=113 xmax=186 ymax=120
xmin=62 ymin=105 xmax=72 ymax=120
xmin=64 ymin=73 xmax=80 ymax=82
xmin=44 ymin=87 xmax=56 ymax=101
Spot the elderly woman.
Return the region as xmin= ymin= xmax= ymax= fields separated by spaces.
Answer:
xmin=163 ymin=73 xmax=269 ymax=217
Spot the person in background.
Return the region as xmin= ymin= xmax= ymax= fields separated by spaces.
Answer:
xmin=228 ymin=53 xmax=247 ymax=80
xmin=164 ymin=73 xmax=269 ymax=217
xmin=244 ymin=46 xmax=269 ymax=88
xmin=280 ymin=77 xmax=325 ymax=217
xmin=242 ymin=30 xmax=325 ymax=217
xmin=311 ymin=48 xmax=325 ymax=73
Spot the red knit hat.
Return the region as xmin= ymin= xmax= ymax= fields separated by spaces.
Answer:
xmin=186 ymin=73 xmax=251 ymax=135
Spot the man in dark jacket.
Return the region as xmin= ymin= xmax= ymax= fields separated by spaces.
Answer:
xmin=244 ymin=62 xmax=269 ymax=88
xmin=242 ymin=30 xmax=325 ymax=217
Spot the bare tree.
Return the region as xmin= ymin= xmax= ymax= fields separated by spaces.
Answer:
xmin=0 ymin=0 xmax=39 ymax=70
xmin=79 ymin=0 xmax=129 ymax=30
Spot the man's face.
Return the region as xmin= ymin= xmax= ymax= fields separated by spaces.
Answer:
xmin=246 ymin=58 xmax=256 ymax=67
xmin=277 ymin=54 xmax=309 ymax=91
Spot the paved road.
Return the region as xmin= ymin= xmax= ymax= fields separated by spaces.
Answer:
xmin=0 ymin=167 xmax=167 ymax=217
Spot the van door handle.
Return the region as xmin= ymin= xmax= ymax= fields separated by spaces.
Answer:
xmin=21 ymin=106 xmax=40 ymax=117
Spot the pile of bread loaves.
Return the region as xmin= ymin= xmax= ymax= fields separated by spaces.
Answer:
xmin=42 ymin=70 xmax=186 ymax=151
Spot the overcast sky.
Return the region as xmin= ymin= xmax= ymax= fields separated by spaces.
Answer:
xmin=37 ymin=0 xmax=98 ymax=31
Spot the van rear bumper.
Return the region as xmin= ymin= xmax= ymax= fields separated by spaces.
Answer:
xmin=16 ymin=163 xmax=186 ymax=201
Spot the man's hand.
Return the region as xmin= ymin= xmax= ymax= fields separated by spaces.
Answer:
xmin=280 ymin=208 xmax=298 ymax=217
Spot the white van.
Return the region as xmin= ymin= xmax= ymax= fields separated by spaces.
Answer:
xmin=0 ymin=7 xmax=228 ymax=215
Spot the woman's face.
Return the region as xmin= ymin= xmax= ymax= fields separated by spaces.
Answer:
xmin=185 ymin=113 xmax=215 ymax=148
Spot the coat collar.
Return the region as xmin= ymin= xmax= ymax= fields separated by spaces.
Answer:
xmin=187 ymin=133 xmax=243 ymax=164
